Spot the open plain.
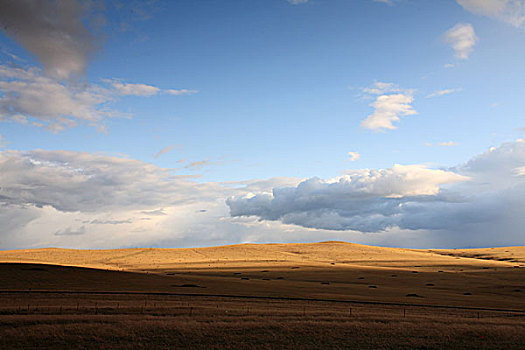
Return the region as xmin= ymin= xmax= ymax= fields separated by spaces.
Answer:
xmin=1 ymin=241 xmax=525 ymax=349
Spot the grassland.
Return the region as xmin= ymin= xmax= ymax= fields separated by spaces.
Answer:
xmin=1 ymin=241 xmax=524 ymax=349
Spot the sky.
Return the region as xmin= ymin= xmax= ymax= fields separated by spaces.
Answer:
xmin=0 ymin=0 xmax=524 ymax=250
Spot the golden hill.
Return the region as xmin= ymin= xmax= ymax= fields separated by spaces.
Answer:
xmin=1 ymin=241 xmax=524 ymax=310
xmin=1 ymin=241 xmax=522 ymax=271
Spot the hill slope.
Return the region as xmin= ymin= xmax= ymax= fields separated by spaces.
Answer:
xmin=1 ymin=242 xmax=524 ymax=309
xmin=1 ymin=241 xmax=522 ymax=271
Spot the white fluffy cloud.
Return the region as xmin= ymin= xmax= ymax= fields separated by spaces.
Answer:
xmin=444 ymin=23 xmax=478 ymax=60
xmin=228 ymin=139 xmax=525 ymax=241
xmin=360 ymin=82 xmax=416 ymax=131
xmin=361 ymin=94 xmax=416 ymax=131
xmin=287 ymin=0 xmax=308 ymax=4
xmin=457 ymin=0 xmax=525 ymax=28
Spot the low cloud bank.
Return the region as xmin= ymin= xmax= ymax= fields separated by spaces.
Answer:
xmin=1 ymin=140 xmax=524 ymax=249
xmin=0 ymin=150 xmax=220 ymax=212
xmin=228 ymin=140 xmax=525 ymax=236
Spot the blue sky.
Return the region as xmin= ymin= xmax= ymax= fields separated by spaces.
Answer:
xmin=0 ymin=0 xmax=524 ymax=249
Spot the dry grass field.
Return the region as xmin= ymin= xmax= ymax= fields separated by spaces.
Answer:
xmin=1 ymin=241 xmax=525 ymax=349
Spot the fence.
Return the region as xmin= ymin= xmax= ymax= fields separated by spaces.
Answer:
xmin=1 ymin=290 xmax=525 ymax=321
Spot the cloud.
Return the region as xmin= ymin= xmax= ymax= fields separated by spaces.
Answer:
xmin=0 ymin=150 xmax=221 ymax=213
xmin=347 ymin=152 xmax=361 ymax=161
xmin=185 ymin=159 xmax=212 ymax=171
xmin=426 ymin=141 xmax=460 ymax=147
xmin=0 ymin=134 xmax=7 ymax=148
xmin=372 ymin=0 xmax=393 ymax=5
xmin=439 ymin=141 xmax=460 ymax=146
xmin=287 ymin=0 xmax=308 ymax=4
xmin=111 ymin=83 xmax=198 ymax=97
xmin=362 ymin=82 xmax=408 ymax=95
xmin=426 ymin=88 xmax=462 ymax=98
xmin=455 ymin=138 xmax=525 ymax=189
xmin=0 ymin=65 xmax=116 ymax=132
xmin=227 ymin=139 xmax=525 ymax=244
xmin=0 ymin=1 xmax=114 ymax=132
xmin=109 ymin=81 xmax=198 ymax=97
xmin=444 ymin=23 xmax=478 ymax=60
xmin=0 ymin=2 xmax=196 ymax=132
xmin=113 ymin=82 xmax=160 ymax=96
xmin=0 ymin=0 xmax=99 ymax=80
xmin=55 ymin=226 xmax=86 ymax=236
xmin=154 ymin=146 xmax=173 ymax=159
xmin=141 ymin=209 xmax=168 ymax=216
xmin=227 ymin=164 xmax=469 ymax=232
xmin=360 ymin=82 xmax=416 ymax=131
xmin=2 ymin=141 xmax=525 ymax=249
xmin=457 ymin=0 xmax=525 ymax=28
xmin=86 ymin=219 xmax=132 ymax=225
xmin=0 ymin=65 xmax=196 ymax=132
xmin=166 ymin=89 xmax=198 ymax=96
xmin=515 ymin=166 xmax=525 ymax=176
xmin=0 ymin=150 xmax=237 ymax=248
xmin=361 ymin=93 xmax=416 ymax=131
xmin=0 ymin=149 xmax=308 ymax=249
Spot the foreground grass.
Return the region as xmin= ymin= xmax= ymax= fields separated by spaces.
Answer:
xmin=2 ymin=295 xmax=525 ymax=350
xmin=2 ymin=313 xmax=525 ymax=349
xmin=1 ymin=257 xmax=524 ymax=349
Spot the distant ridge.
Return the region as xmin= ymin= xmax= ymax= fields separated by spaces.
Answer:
xmin=0 ymin=241 xmax=523 ymax=272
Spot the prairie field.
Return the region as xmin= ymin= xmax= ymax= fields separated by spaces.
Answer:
xmin=1 ymin=241 xmax=525 ymax=349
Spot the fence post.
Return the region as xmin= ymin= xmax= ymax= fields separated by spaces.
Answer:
xmin=403 ymin=308 xmax=406 ymax=318
xmin=349 ymin=308 xmax=352 ymax=316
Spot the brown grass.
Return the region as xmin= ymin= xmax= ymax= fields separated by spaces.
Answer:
xmin=2 ymin=295 xmax=525 ymax=349
xmin=1 ymin=241 xmax=525 ymax=348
